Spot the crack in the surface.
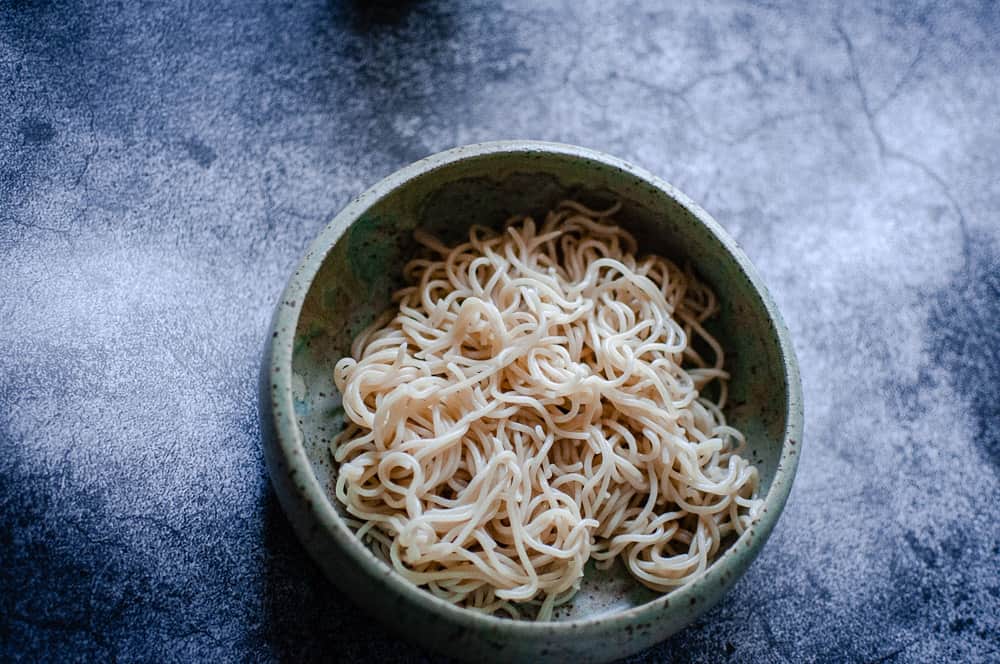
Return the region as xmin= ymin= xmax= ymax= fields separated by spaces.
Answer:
xmin=611 ymin=73 xmax=727 ymax=143
xmin=721 ymin=109 xmax=825 ymax=146
xmin=835 ymin=15 xmax=972 ymax=270
xmin=835 ymin=19 xmax=887 ymax=157
xmin=866 ymin=635 xmax=923 ymax=663
xmin=73 ymin=105 xmax=100 ymax=189
xmin=887 ymin=149 xmax=973 ymax=267
xmin=611 ymin=63 xmax=821 ymax=149
xmin=873 ymin=33 xmax=929 ymax=114
xmin=563 ymin=36 xmax=814 ymax=151
xmin=8 ymin=217 xmax=72 ymax=234
xmin=672 ymin=62 xmax=751 ymax=98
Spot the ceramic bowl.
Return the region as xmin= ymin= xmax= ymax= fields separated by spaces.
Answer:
xmin=259 ymin=141 xmax=803 ymax=663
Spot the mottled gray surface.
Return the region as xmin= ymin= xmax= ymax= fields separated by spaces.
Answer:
xmin=1 ymin=1 xmax=998 ymax=662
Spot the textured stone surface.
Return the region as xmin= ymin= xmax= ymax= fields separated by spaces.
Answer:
xmin=1 ymin=1 xmax=998 ymax=662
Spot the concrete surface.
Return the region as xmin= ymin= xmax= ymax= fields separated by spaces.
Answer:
xmin=2 ymin=1 xmax=998 ymax=661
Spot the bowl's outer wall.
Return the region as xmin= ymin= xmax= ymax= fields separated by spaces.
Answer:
xmin=262 ymin=142 xmax=803 ymax=664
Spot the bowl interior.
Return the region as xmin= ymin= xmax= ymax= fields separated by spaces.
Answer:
xmin=287 ymin=148 xmax=791 ymax=621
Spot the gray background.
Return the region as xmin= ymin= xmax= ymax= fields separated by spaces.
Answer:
xmin=2 ymin=1 xmax=998 ymax=661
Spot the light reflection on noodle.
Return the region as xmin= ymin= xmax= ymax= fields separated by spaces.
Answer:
xmin=332 ymin=201 xmax=761 ymax=620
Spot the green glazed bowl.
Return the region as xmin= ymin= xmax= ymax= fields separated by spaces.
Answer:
xmin=260 ymin=141 xmax=803 ymax=663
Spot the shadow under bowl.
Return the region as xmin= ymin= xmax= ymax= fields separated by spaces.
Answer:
xmin=260 ymin=141 xmax=803 ymax=663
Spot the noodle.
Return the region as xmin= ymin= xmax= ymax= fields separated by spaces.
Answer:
xmin=332 ymin=201 xmax=762 ymax=620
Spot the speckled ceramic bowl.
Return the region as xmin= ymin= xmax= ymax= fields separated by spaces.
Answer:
xmin=259 ymin=141 xmax=803 ymax=663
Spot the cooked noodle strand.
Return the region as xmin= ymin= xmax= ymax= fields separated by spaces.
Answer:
xmin=333 ymin=201 xmax=761 ymax=620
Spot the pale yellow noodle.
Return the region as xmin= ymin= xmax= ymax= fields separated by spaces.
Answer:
xmin=332 ymin=201 xmax=762 ymax=620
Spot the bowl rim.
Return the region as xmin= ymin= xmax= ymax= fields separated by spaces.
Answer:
xmin=265 ymin=139 xmax=804 ymax=634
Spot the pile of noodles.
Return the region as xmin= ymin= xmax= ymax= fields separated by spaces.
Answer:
xmin=332 ymin=201 xmax=761 ymax=620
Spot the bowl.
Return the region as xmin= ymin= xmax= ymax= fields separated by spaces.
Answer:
xmin=259 ymin=141 xmax=803 ymax=663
